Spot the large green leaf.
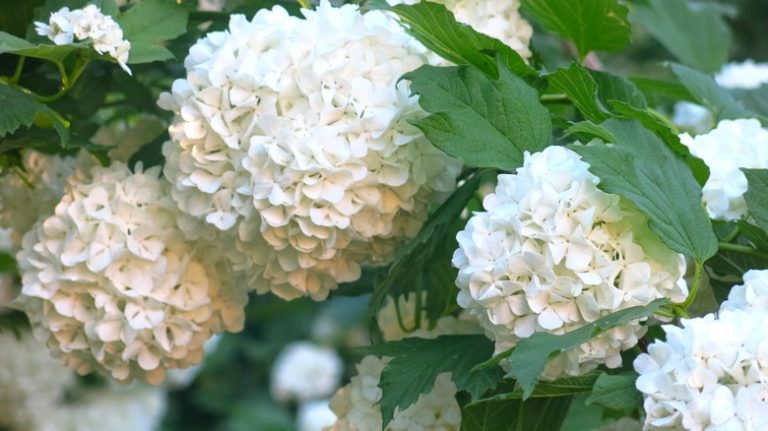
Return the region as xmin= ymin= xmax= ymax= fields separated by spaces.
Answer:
xmin=547 ymin=63 xmax=609 ymax=123
xmin=585 ymin=372 xmax=642 ymax=411
xmin=118 ymin=0 xmax=189 ymax=64
xmin=500 ymin=299 xmax=668 ymax=399
xmin=365 ymin=335 xmax=503 ymax=429
xmin=569 ymin=119 xmax=718 ymax=261
xmin=405 ymin=62 xmax=551 ymax=171
xmin=473 ymin=371 xmax=601 ymax=402
xmin=520 ymin=0 xmax=631 ymax=60
xmin=631 ymin=0 xmax=731 ymax=73
xmin=0 ymin=84 xmax=68 ymax=143
xmin=462 ymin=396 xmax=573 ymax=431
xmin=743 ymin=169 xmax=768 ymax=233
xmin=367 ymin=0 xmax=535 ymax=79
xmin=0 ymin=31 xmax=86 ymax=64
xmin=670 ymin=63 xmax=757 ymax=121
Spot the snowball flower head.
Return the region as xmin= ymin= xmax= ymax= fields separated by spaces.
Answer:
xmin=386 ymin=0 xmax=533 ymax=59
xmin=680 ymin=118 xmax=768 ymax=221
xmin=299 ymin=399 xmax=337 ymax=431
xmin=716 ymin=60 xmax=768 ymax=89
xmin=325 ymin=355 xmax=461 ymax=431
xmin=15 ymin=162 xmax=247 ymax=384
xmin=634 ymin=310 xmax=768 ymax=430
xmin=453 ymin=146 xmax=687 ymax=380
xmin=0 ymin=150 xmax=93 ymax=248
xmin=720 ymin=268 xmax=768 ymax=313
xmin=376 ymin=292 xmax=481 ymax=342
xmin=159 ymin=1 xmax=459 ymax=300
xmin=35 ymin=5 xmax=131 ymax=74
xmin=672 ymin=101 xmax=713 ymax=135
xmin=271 ymin=341 xmax=343 ymax=402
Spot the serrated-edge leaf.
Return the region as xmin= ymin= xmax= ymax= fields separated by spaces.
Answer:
xmin=502 ymin=299 xmax=668 ymax=399
xmin=548 ymin=63 xmax=609 ymax=123
xmin=472 ymin=371 xmax=601 ymax=403
xmin=743 ymin=169 xmax=768 ymax=233
xmin=585 ymin=372 xmax=642 ymax=410
xmin=670 ymin=63 xmax=759 ymax=121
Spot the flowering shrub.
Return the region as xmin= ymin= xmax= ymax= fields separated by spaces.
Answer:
xmin=1 ymin=0 xmax=768 ymax=430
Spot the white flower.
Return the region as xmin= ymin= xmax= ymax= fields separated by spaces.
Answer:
xmin=672 ymin=102 xmax=713 ymax=135
xmin=35 ymin=5 xmax=132 ymax=74
xmin=0 ymin=330 xmax=75 ymax=430
xmin=716 ymin=60 xmax=768 ymax=89
xmin=376 ymin=292 xmax=481 ymax=342
xmin=0 ymin=150 xmax=94 ymax=248
xmin=453 ymin=146 xmax=688 ymax=380
xmin=163 ymin=334 xmax=222 ymax=389
xmin=386 ymin=0 xmax=533 ymax=59
xmin=634 ymin=309 xmax=768 ymax=430
xmin=720 ymin=269 xmax=768 ymax=313
xmin=299 ymin=399 xmax=337 ymax=431
xmin=325 ymin=355 xmax=461 ymax=431
xmin=15 ymin=162 xmax=247 ymax=384
xmin=159 ymin=1 xmax=460 ymax=301
xmin=271 ymin=341 xmax=343 ymax=402
xmin=680 ymin=118 xmax=768 ymax=221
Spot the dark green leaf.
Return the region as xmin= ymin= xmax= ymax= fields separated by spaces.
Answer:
xmin=368 ymin=170 xmax=485 ymax=318
xmin=502 ymin=299 xmax=668 ymax=398
xmin=547 ymin=63 xmax=609 ymax=123
xmin=743 ymin=169 xmax=768 ymax=232
xmin=119 ymin=0 xmax=189 ymax=43
xmin=406 ymin=62 xmax=551 ymax=170
xmin=731 ymin=86 xmax=768 ymax=119
xmin=125 ymin=43 xmax=175 ymax=64
xmin=462 ymin=396 xmax=572 ymax=431
xmin=0 ymin=31 xmax=89 ymax=64
xmin=0 ymin=0 xmax=43 ymax=37
xmin=591 ymin=71 xmax=647 ymax=110
xmin=474 ymin=371 xmax=601 ymax=402
xmin=670 ymin=63 xmax=758 ymax=121
xmin=520 ymin=0 xmax=631 ymax=60
xmin=0 ymin=85 xmax=67 ymax=142
xmin=0 ymin=251 xmax=15 ymax=272
xmin=585 ymin=372 xmax=642 ymax=410
xmin=366 ymin=335 xmax=503 ymax=428
xmin=630 ymin=0 xmax=730 ymax=73
xmin=368 ymin=0 xmax=536 ymax=79
xmin=570 ymin=119 xmax=718 ymax=261
xmin=564 ymin=121 xmax=616 ymax=143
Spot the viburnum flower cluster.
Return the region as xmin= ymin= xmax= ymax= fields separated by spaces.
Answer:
xmin=0 ymin=150 xmax=93 ymax=248
xmin=271 ymin=341 xmax=343 ymax=402
xmin=716 ymin=59 xmax=768 ymax=89
xmin=15 ymin=162 xmax=247 ymax=384
xmin=635 ymin=270 xmax=768 ymax=430
xmin=453 ymin=146 xmax=688 ymax=380
xmin=386 ymin=0 xmax=533 ymax=58
xmin=35 ymin=5 xmax=131 ymax=74
xmin=680 ymin=118 xmax=768 ymax=221
xmin=158 ymin=1 xmax=460 ymax=301
xmin=325 ymin=356 xmax=461 ymax=431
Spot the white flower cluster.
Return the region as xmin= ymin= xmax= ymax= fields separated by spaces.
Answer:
xmin=271 ymin=341 xmax=343 ymax=402
xmin=299 ymin=399 xmax=337 ymax=431
xmin=453 ymin=146 xmax=688 ymax=380
xmin=35 ymin=5 xmax=131 ymax=74
xmin=15 ymin=162 xmax=247 ymax=384
xmin=0 ymin=150 xmax=93 ymax=248
xmin=680 ymin=118 xmax=768 ymax=221
xmin=325 ymin=356 xmax=461 ymax=431
xmin=635 ymin=271 xmax=768 ymax=430
xmin=376 ymin=292 xmax=480 ymax=341
xmin=716 ymin=59 xmax=768 ymax=90
xmin=0 ymin=331 xmax=75 ymax=430
xmin=386 ymin=0 xmax=533 ymax=59
xmin=159 ymin=1 xmax=459 ymax=301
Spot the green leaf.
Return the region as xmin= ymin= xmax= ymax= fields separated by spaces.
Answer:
xmin=743 ymin=169 xmax=768 ymax=233
xmin=0 ymin=251 xmax=15 ymax=272
xmin=520 ymin=0 xmax=631 ymax=60
xmin=368 ymin=170 xmax=485 ymax=318
xmin=368 ymin=0 xmax=536 ymax=79
xmin=502 ymin=299 xmax=669 ymax=399
xmin=569 ymin=119 xmax=718 ymax=261
xmin=119 ymin=0 xmax=188 ymax=63
xmin=591 ymin=71 xmax=647 ymax=111
xmin=731 ymin=86 xmax=768 ymax=119
xmin=585 ymin=372 xmax=642 ymax=411
xmin=473 ymin=371 xmax=601 ymax=402
xmin=0 ymin=85 xmax=66 ymax=140
xmin=670 ymin=63 xmax=758 ymax=121
xmin=365 ymin=335 xmax=503 ymax=428
xmin=630 ymin=0 xmax=730 ymax=73
xmin=564 ymin=121 xmax=616 ymax=143
xmin=547 ymin=63 xmax=609 ymax=123
xmin=405 ymin=62 xmax=551 ymax=171
xmin=462 ymin=396 xmax=573 ymax=431
xmin=0 ymin=30 xmax=91 ymax=64
xmin=0 ymin=0 xmax=43 ymax=37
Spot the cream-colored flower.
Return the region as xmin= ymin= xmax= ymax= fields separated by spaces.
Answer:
xmin=453 ymin=146 xmax=687 ymax=380
xmin=160 ymin=1 xmax=459 ymax=300
xmin=271 ymin=341 xmax=343 ymax=402
xmin=15 ymin=162 xmax=247 ymax=384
